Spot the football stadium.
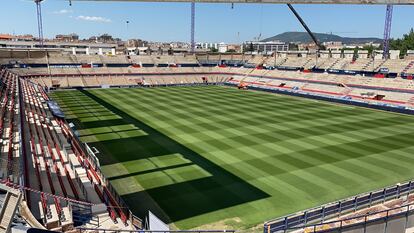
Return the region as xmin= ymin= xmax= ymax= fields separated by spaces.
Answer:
xmin=1 ymin=0 xmax=414 ymax=233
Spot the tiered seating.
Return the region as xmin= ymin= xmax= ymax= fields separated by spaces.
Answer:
xmin=73 ymin=55 xmax=102 ymax=64
xmin=343 ymin=59 xmax=372 ymax=71
xmin=0 ymin=66 xmax=141 ymax=231
xmin=20 ymin=79 xmax=129 ymax=229
xmin=247 ymin=56 xmax=267 ymax=65
xmin=229 ymin=74 xmax=414 ymax=106
xmin=379 ymin=59 xmax=410 ymax=73
xmin=129 ymin=55 xmax=155 ymax=65
xmin=57 ymin=118 xmax=128 ymax=225
xmin=329 ymin=58 xmax=352 ymax=70
xmin=0 ymin=70 xmax=20 ymax=182
xmin=21 ymin=57 xmax=48 ymax=65
xmin=83 ymin=76 xmax=101 ymax=86
xmin=281 ymin=57 xmax=312 ymax=68
xmin=100 ymin=55 xmax=129 ymax=65
xmin=25 ymin=83 xmax=131 ymax=227
xmin=20 ymin=79 xmax=76 ymax=230
xmin=174 ymin=55 xmax=199 ymax=65
xmin=316 ymin=58 xmax=340 ymax=69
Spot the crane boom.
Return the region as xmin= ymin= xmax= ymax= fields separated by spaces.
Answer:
xmin=35 ymin=0 xmax=44 ymax=47
xmin=382 ymin=4 xmax=393 ymax=59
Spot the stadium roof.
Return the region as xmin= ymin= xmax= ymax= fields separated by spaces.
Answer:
xmin=71 ymin=0 xmax=414 ymax=5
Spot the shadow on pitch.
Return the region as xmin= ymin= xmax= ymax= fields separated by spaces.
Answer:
xmin=70 ymin=90 xmax=270 ymax=224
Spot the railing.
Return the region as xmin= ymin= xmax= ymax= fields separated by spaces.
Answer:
xmin=268 ymin=203 xmax=414 ymax=233
xmin=76 ymin=228 xmax=235 ymax=233
xmin=60 ymin=115 xmax=139 ymax=227
xmin=264 ymin=180 xmax=414 ymax=233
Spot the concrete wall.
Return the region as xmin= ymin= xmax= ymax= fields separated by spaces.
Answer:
xmin=344 ymin=51 xmax=354 ymax=59
xmin=331 ymin=51 xmax=342 ymax=58
xmin=319 ymin=51 xmax=330 ymax=58
xmin=389 ymin=50 xmax=401 ymax=59
xmin=358 ymin=50 xmax=369 ymax=59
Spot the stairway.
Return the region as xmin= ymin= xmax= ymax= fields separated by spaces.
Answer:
xmin=302 ymin=58 xmax=314 ymax=69
xmin=362 ymin=59 xmax=374 ymax=71
xmin=277 ymin=58 xmax=288 ymax=66
xmin=71 ymin=203 xmax=97 ymax=227
xmin=340 ymin=60 xmax=350 ymax=70
xmin=316 ymin=58 xmax=327 ymax=68
xmin=69 ymin=55 xmax=87 ymax=87
xmin=403 ymin=61 xmax=414 ymax=73
xmin=372 ymin=59 xmax=387 ymax=71
xmin=328 ymin=59 xmax=340 ymax=69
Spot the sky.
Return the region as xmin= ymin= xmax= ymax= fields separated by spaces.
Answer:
xmin=1 ymin=0 xmax=413 ymax=43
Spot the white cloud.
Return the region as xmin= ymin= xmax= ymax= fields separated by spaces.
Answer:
xmin=76 ymin=15 xmax=112 ymax=23
xmin=53 ymin=9 xmax=73 ymax=15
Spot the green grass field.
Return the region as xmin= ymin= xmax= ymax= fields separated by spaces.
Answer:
xmin=51 ymin=85 xmax=414 ymax=230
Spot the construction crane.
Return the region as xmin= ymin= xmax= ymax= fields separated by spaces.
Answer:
xmin=383 ymin=4 xmax=393 ymax=59
xmin=287 ymin=4 xmax=323 ymax=51
xmin=34 ymin=0 xmax=44 ymax=47
xmin=190 ymin=2 xmax=195 ymax=53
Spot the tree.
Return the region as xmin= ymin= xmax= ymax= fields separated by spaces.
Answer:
xmin=362 ymin=44 xmax=376 ymax=57
xmin=390 ymin=28 xmax=414 ymax=57
xmin=244 ymin=42 xmax=254 ymax=52
xmin=353 ymin=47 xmax=359 ymax=60
xmin=210 ymin=47 xmax=218 ymax=53
xmin=288 ymin=43 xmax=298 ymax=51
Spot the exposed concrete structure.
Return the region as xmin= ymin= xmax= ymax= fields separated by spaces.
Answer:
xmin=0 ymin=184 xmax=21 ymax=233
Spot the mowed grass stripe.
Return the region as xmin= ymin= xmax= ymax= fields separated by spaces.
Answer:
xmin=51 ymin=86 xmax=414 ymax=230
xmin=53 ymin=88 xmax=406 ymax=217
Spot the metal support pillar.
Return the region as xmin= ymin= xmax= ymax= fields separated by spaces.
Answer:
xmin=191 ymin=2 xmax=196 ymax=53
xmin=382 ymin=4 xmax=393 ymax=59
xmin=35 ymin=0 xmax=44 ymax=47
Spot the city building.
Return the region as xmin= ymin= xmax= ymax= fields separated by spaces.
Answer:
xmin=0 ymin=34 xmax=34 ymax=41
xmin=55 ymin=33 xmax=79 ymax=42
xmin=0 ymin=40 xmax=117 ymax=55
xmin=243 ymin=41 xmax=288 ymax=54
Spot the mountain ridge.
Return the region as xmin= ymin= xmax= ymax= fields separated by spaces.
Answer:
xmin=261 ymin=32 xmax=382 ymax=44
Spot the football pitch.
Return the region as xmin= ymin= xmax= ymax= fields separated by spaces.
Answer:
xmin=51 ymin=85 xmax=414 ymax=230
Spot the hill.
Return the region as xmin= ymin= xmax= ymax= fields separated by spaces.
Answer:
xmin=262 ymin=32 xmax=382 ymax=44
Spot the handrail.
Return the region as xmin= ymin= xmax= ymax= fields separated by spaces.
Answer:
xmin=278 ymin=204 xmax=412 ymax=232
xmin=76 ymin=227 xmax=236 ymax=233
xmin=264 ymin=179 xmax=414 ymax=232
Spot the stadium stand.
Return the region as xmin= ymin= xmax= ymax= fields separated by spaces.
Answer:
xmin=3 ymin=51 xmax=414 ymax=232
xmin=342 ymin=58 xmax=372 ymax=71
xmin=0 ymin=69 xmax=20 ymax=183
xmin=7 ymin=51 xmax=414 ymax=112
xmin=0 ymin=67 xmax=141 ymax=231
xmin=378 ymin=59 xmax=411 ymax=73
xmin=315 ymin=58 xmax=339 ymax=69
